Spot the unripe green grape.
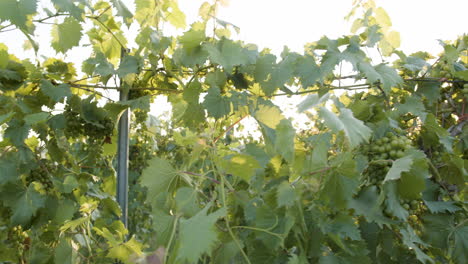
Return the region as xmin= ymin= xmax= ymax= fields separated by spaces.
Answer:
xmin=396 ymin=150 xmax=405 ymax=158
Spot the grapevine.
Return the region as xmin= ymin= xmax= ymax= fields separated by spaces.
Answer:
xmin=0 ymin=0 xmax=466 ymax=263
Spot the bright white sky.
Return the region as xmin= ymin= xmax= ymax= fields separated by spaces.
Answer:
xmin=1 ymin=0 xmax=467 ymax=132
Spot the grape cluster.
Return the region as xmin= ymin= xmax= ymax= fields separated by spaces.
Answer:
xmin=64 ymin=104 xmax=84 ymax=137
xmin=84 ymin=143 xmax=104 ymax=164
xmin=26 ymin=160 xmax=54 ymax=190
xmin=402 ymin=198 xmax=427 ymax=226
xmin=462 ymin=83 xmax=468 ymax=98
xmin=363 ymin=131 xmax=413 ymax=185
xmin=133 ymin=110 xmax=148 ymax=126
xmin=129 ymin=139 xmax=154 ymax=174
xmin=9 ymin=225 xmax=28 ymax=253
xmin=64 ymin=104 xmax=114 ymax=141
xmin=84 ymin=118 xmax=114 ymax=140
xmin=437 ymin=61 xmax=452 ymax=79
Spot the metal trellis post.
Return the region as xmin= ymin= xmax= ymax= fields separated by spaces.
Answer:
xmin=117 ymin=48 xmax=130 ymax=228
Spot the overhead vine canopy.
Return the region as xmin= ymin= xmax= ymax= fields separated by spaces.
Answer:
xmin=0 ymin=0 xmax=467 ymax=263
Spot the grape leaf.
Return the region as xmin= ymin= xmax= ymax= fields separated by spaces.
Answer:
xmin=254 ymin=103 xmax=285 ymax=129
xmin=423 ymin=114 xmax=453 ymax=152
xmin=175 ymin=187 xmax=200 ymax=217
xmin=24 ymin=112 xmax=50 ymax=125
xmin=204 ymin=39 xmax=257 ymax=72
xmin=394 ymin=95 xmax=427 ymax=121
xmin=140 ymin=157 xmax=179 ymax=202
xmin=451 ymin=226 xmax=468 ymax=264
xmin=117 ymin=55 xmax=140 ymax=78
xmin=296 ymin=55 xmax=321 ymax=87
xmin=221 ymin=154 xmax=260 ymax=182
xmin=321 ymin=173 xmax=359 ymax=209
xmin=178 ymin=205 xmax=226 ymax=263
xmin=0 ymin=152 xmax=20 ymax=184
xmin=54 ymin=237 xmax=74 ymax=264
xmin=421 ymin=214 xmax=453 ymax=249
xmin=110 ymin=0 xmax=133 ymax=26
xmin=179 ymin=22 xmax=206 ymax=51
xmin=51 ymin=0 xmax=83 ymax=21
xmin=319 ymin=107 xmax=372 ymax=148
xmin=400 ymin=226 xmax=433 ymax=264
xmin=202 ymin=87 xmax=231 ymax=119
xmin=4 ymin=119 xmax=30 ymax=146
xmin=153 ymin=207 xmax=175 ymax=247
xmin=383 ymin=181 xmax=408 ymax=220
xmin=358 ymin=62 xmax=402 ymax=93
xmin=275 ymin=119 xmax=295 ymax=163
xmin=321 ymin=214 xmax=362 ymax=240
xmin=424 ymin=201 xmax=460 ymax=214
xmin=276 ymin=182 xmax=296 ymax=208
xmin=51 ymin=17 xmax=83 ymax=54
xmin=384 ymin=150 xmax=425 ymax=182
xmin=0 ymin=0 xmax=37 ymax=30
xmin=350 ymin=186 xmax=393 ymax=227
xmin=397 ymin=158 xmax=428 ymax=199
xmin=1 ymin=183 xmax=46 ymax=225
xmin=40 ymin=79 xmax=71 ymax=102
xmin=107 ymin=236 xmax=144 ymax=264
xmin=297 ymin=93 xmax=329 ymax=113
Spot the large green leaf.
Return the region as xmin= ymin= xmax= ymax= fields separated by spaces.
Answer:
xmin=51 ymin=17 xmax=83 ymax=53
xmin=221 ymin=154 xmax=260 ymax=182
xmin=40 ymin=79 xmax=71 ymax=102
xmin=202 ymin=87 xmax=231 ymax=119
xmin=0 ymin=0 xmax=37 ymax=30
xmin=319 ymin=107 xmax=372 ymax=148
xmin=140 ymin=157 xmax=179 ymax=202
xmin=204 ymin=39 xmax=257 ymax=72
xmin=177 ymin=205 xmax=226 ymax=263
xmin=274 ymin=119 xmax=295 ymax=163
xmin=1 ymin=183 xmax=46 ymax=225
xmin=451 ymin=226 xmax=468 ymax=264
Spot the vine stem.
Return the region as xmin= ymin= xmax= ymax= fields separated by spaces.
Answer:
xmin=164 ymin=214 xmax=180 ymax=264
xmin=68 ymin=83 xmax=181 ymax=93
xmin=81 ymin=226 xmax=93 ymax=264
xmin=86 ymin=15 xmax=126 ymax=49
xmin=219 ymin=173 xmax=252 ymax=264
xmin=179 ymin=171 xmax=220 ymax=184
xmin=209 ymin=148 xmax=251 ymax=264
xmin=231 ymin=225 xmax=283 ymax=240
xmin=213 ymin=115 xmax=247 ymax=144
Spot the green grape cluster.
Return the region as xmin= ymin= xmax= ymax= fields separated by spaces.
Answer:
xmin=9 ymin=225 xmax=28 ymax=253
xmin=64 ymin=104 xmax=114 ymax=141
xmin=129 ymin=140 xmax=153 ymax=174
xmin=437 ymin=62 xmax=452 ymax=79
xmin=462 ymin=83 xmax=468 ymax=97
xmin=26 ymin=160 xmax=54 ymax=190
xmin=400 ymin=198 xmax=427 ymax=226
xmin=430 ymin=149 xmax=443 ymax=166
xmin=64 ymin=104 xmax=84 ymax=137
xmin=363 ymin=131 xmax=413 ymax=185
xmin=133 ymin=109 xmax=148 ymax=126
xmin=84 ymin=118 xmax=114 ymax=140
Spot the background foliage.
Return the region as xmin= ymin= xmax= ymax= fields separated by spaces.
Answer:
xmin=0 ymin=0 xmax=467 ymax=263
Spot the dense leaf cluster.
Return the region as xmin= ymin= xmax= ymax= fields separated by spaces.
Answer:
xmin=0 ymin=0 xmax=467 ymax=264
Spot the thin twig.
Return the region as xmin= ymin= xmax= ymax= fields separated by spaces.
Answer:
xmin=213 ymin=115 xmax=247 ymax=144
xmin=71 ymin=85 xmax=115 ymax=101
xmin=86 ymin=16 xmax=126 ymax=49
xmin=179 ymin=171 xmax=220 ymax=184
xmin=68 ymin=83 xmax=181 ymax=93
